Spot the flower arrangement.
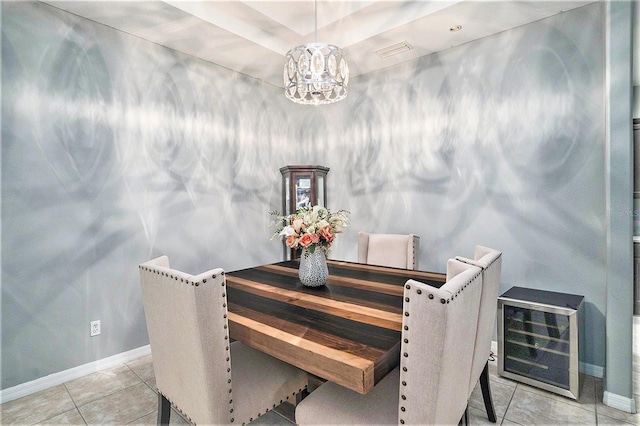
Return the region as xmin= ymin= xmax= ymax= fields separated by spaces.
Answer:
xmin=271 ymin=205 xmax=350 ymax=255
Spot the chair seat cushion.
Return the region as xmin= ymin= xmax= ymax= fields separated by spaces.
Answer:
xmin=231 ymin=341 xmax=308 ymax=423
xmin=296 ymin=367 xmax=399 ymax=425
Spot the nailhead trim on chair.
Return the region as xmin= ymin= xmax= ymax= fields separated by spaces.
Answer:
xmin=159 ymin=391 xmax=193 ymax=424
xmin=141 ymin=265 xmax=231 ymax=425
xmin=142 ymin=264 xmax=308 ymax=425
xmin=138 ymin=266 xmax=226 ymax=287
xmin=398 ymin=271 xmax=482 ymax=425
xmin=411 ymin=235 xmax=418 ymax=269
xmin=218 ymin=271 xmax=234 ymax=425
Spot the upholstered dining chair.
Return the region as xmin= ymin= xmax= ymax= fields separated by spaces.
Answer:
xmin=358 ymin=232 xmax=420 ymax=269
xmin=295 ymin=258 xmax=483 ymax=425
xmin=139 ymin=256 xmax=308 ymax=425
xmin=456 ymin=245 xmax=503 ymax=423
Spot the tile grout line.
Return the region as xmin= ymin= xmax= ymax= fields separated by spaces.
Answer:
xmin=62 ymin=382 xmax=88 ymax=426
xmin=6 ymin=342 xmax=636 ymax=426
xmin=59 ymin=364 xmax=151 ymax=425
xmin=132 ymin=363 xmax=194 ymax=425
xmin=500 ymin=382 xmax=519 ymax=425
xmin=125 ymin=359 xmax=194 ymax=425
xmin=121 ymin=363 xmax=161 ymax=425
xmin=512 ymin=381 xmax=601 ymax=424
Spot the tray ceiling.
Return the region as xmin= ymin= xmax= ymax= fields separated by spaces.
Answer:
xmin=44 ymin=0 xmax=596 ymax=87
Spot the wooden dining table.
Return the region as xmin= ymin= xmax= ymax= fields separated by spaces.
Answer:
xmin=226 ymin=259 xmax=446 ymax=394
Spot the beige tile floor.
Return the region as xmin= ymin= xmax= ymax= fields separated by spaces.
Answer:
xmin=2 ymin=317 xmax=640 ymax=425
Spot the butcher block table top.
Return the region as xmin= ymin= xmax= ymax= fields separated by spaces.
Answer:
xmin=226 ymin=259 xmax=446 ymax=394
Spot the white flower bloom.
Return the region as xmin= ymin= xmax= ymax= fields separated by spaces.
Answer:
xmin=280 ymin=226 xmax=297 ymax=236
xmin=270 ymin=205 xmax=350 ymax=254
xmin=292 ymin=218 xmax=305 ymax=233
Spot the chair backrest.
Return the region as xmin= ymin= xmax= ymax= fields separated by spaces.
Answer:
xmin=456 ymin=245 xmax=503 ymax=397
xmin=138 ymin=256 xmax=231 ymax=425
xmin=358 ymin=232 xmax=420 ymax=269
xmin=398 ymin=259 xmax=482 ymax=425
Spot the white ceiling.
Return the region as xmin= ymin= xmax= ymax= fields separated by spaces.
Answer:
xmin=45 ymin=0 xmax=600 ymax=87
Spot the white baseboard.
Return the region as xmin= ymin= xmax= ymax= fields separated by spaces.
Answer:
xmin=0 ymin=345 xmax=151 ymax=404
xmin=603 ymin=390 xmax=638 ymax=414
xmin=0 ymin=341 xmax=611 ymax=405
xmin=580 ymin=361 xmax=604 ymax=378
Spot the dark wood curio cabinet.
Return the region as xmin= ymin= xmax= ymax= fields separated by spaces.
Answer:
xmin=279 ymin=165 xmax=329 ymax=260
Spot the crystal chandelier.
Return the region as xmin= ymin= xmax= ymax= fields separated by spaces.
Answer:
xmin=284 ymin=0 xmax=349 ymax=105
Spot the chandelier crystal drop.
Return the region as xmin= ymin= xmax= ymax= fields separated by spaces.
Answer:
xmin=283 ymin=0 xmax=349 ymax=105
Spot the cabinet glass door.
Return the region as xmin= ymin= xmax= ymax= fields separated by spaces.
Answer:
xmin=295 ymin=176 xmax=312 ymax=209
xmin=503 ymin=305 xmax=571 ymax=390
xmin=317 ymin=176 xmax=325 ymax=207
xmin=280 ymin=165 xmax=329 ymax=260
xmin=284 ymin=177 xmax=291 ymax=215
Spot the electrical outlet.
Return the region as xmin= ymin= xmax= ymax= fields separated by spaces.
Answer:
xmin=90 ymin=320 xmax=101 ymax=337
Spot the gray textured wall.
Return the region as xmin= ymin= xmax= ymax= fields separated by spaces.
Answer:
xmin=2 ymin=1 xmax=607 ymax=390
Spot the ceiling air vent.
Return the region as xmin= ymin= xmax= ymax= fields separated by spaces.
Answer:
xmin=374 ymin=41 xmax=413 ymax=59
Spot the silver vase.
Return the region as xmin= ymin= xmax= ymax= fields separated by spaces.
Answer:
xmin=299 ymin=248 xmax=329 ymax=287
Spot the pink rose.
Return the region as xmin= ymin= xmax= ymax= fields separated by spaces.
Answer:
xmin=299 ymin=234 xmax=314 ymax=248
xmin=310 ymin=233 xmax=320 ymax=244
xmin=286 ymin=235 xmax=297 ymax=248
xmin=319 ymin=226 xmax=334 ymax=243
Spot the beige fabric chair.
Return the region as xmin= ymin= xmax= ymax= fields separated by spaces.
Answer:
xmin=139 ymin=256 xmax=308 ymax=425
xmin=295 ymin=258 xmax=482 ymax=425
xmin=456 ymin=245 xmax=503 ymax=423
xmin=358 ymin=232 xmax=420 ymax=269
